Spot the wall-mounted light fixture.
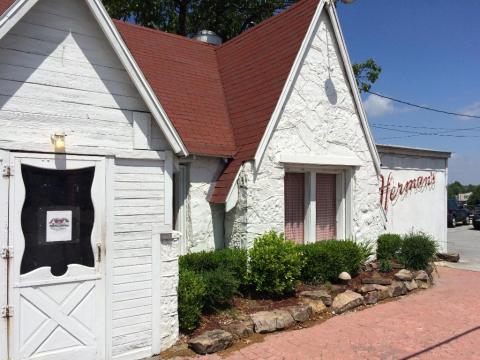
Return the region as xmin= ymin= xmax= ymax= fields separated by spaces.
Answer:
xmin=51 ymin=132 xmax=66 ymax=152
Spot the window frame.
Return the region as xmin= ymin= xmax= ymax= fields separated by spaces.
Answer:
xmin=284 ymin=166 xmax=354 ymax=243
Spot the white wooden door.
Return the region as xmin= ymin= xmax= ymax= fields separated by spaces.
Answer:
xmin=9 ymin=153 xmax=106 ymax=360
xmin=0 ymin=149 xmax=9 ymax=360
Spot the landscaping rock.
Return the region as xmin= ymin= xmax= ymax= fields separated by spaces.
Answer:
xmin=250 ymin=310 xmax=295 ymax=334
xmin=377 ymin=286 xmax=391 ymax=301
xmin=392 ymin=263 xmax=406 ymax=270
xmin=299 ymin=290 xmax=332 ymax=306
xmin=425 ymin=265 xmax=434 ymax=275
xmin=388 ymin=281 xmax=407 ymax=297
xmin=359 ymin=284 xmax=388 ymax=295
xmin=188 ymin=330 xmax=233 ymax=355
xmin=301 ymin=299 xmax=327 ymax=314
xmin=415 ymin=270 xmax=429 ymax=282
xmin=361 ymin=277 xmax=392 ymax=286
xmin=332 ymin=290 xmax=364 ymax=314
xmin=286 ymin=305 xmax=313 ymax=322
xmin=404 ymin=279 xmax=418 ymax=292
xmin=221 ymin=319 xmax=254 ymax=339
xmin=363 ymin=291 xmax=378 ymax=305
xmin=339 ymin=272 xmax=352 ymax=281
xmin=394 ymin=269 xmax=414 ymax=281
xmin=437 ymin=253 xmax=460 ymax=263
xmin=416 ymin=280 xmax=430 ymax=289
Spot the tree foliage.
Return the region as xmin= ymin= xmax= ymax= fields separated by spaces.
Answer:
xmin=447 ymin=181 xmax=480 ymax=208
xmin=352 ymin=58 xmax=382 ymax=93
xmin=102 ymin=0 xmax=296 ymax=40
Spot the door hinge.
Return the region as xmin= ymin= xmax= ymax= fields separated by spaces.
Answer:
xmin=1 ymin=305 xmax=12 ymax=318
xmin=2 ymin=165 xmax=12 ymax=177
xmin=1 ymin=247 xmax=12 ymax=259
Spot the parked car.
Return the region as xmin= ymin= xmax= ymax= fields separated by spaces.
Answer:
xmin=474 ymin=206 xmax=480 ymax=230
xmin=447 ymin=198 xmax=469 ymax=227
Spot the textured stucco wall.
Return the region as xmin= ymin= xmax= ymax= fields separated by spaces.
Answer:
xmin=227 ymin=11 xmax=386 ymax=247
xmin=379 ymin=153 xmax=449 ymax=253
xmin=158 ymin=236 xmax=180 ymax=351
xmin=185 ymin=156 xmax=226 ymax=252
xmin=225 ymin=167 xmax=249 ymax=248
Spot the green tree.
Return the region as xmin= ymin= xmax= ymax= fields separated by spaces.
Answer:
xmin=447 ymin=181 xmax=466 ymax=198
xmin=467 ymin=186 xmax=480 ymax=208
xmin=352 ymin=59 xmax=382 ymax=93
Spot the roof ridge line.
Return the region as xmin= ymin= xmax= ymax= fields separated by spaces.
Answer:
xmin=112 ymin=19 xmax=218 ymax=49
xmin=213 ymin=45 xmax=238 ymax=155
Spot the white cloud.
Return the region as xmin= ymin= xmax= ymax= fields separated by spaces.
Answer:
xmin=363 ymin=94 xmax=397 ymax=118
xmin=458 ymin=101 xmax=480 ymax=117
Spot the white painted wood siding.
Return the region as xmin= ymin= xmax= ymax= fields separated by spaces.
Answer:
xmin=112 ymin=159 xmax=165 ymax=358
xmin=0 ymin=0 xmax=169 ymax=153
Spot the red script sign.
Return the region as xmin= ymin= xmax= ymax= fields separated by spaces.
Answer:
xmin=380 ymin=172 xmax=436 ymax=211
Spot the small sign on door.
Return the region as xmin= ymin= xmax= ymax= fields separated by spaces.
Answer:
xmin=46 ymin=210 xmax=73 ymax=242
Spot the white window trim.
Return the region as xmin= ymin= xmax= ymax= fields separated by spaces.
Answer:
xmin=285 ymin=166 xmax=355 ymax=243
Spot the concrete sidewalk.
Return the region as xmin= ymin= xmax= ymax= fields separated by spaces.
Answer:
xmin=191 ymin=267 xmax=480 ymax=359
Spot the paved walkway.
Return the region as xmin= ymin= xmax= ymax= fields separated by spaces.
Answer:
xmin=446 ymin=226 xmax=480 ymax=271
xmin=197 ymin=267 xmax=480 ymax=359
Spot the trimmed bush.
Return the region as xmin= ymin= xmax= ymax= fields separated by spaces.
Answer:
xmin=202 ymin=268 xmax=240 ymax=311
xmin=179 ymin=248 xmax=248 ymax=287
xmin=398 ymin=233 xmax=438 ymax=270
xmin=248 ymin=231 xmax=303 ymax=296
xmin=300 ymin=240 xmax=364 ymax=284
xmin=178 ymin=269 xmax=207 ymax=333
xmin=377 ymin=233 xmax=403 ymax=261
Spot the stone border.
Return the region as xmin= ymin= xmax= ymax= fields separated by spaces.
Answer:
xmin=187 ymin=269 xmax=433 ymax=355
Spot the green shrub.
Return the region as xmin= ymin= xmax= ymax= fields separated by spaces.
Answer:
xmin=178 ymin=269 xmax=207 ymax=333
xmin=248 ymin=231 xmax=303 ymax=296
xmin=398 ymin=233 xmax=438 ymax=270
xmin=379 ymin=259 xmax=393 ymax=273
xmin=179 ymin=248 xmax=248 ymax=287
xmin=201 ymin=268 xmax=240 ymax=311
xmin=377 ymin=234 xmax=403 ymax=261
xmin=300 ymin=240 xmax=364 ymax=284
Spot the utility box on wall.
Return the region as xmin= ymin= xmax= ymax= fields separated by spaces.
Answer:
xmin=377 ymin=145 xmax=451 ymax=253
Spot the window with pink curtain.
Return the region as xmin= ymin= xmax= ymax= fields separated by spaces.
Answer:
xmin=284 ymin=172 xmax=305 ymax=244
xmin=316 ymin=174 xmax=337 ymax=241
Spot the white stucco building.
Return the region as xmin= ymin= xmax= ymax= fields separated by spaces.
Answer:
xmin=0 ymin=0 xmax=450 ymax=359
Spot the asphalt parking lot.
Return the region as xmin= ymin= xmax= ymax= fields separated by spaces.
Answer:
xmin=447 ymin=225 xmax=480 ymax=271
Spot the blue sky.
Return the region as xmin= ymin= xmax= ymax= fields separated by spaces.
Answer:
xmin=336 ymin=0 xmax=480 ymax=184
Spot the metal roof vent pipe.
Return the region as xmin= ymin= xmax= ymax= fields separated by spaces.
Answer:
xmin=192 ymin=30 xmax=222 ymax=46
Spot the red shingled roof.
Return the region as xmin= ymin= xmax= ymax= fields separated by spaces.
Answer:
xmin=114 ymin=21 xmax=237 ymax=157
xmin=115 ymin=0 xmax=319 ymax=202
xmin=0 ymin=0 xmax=319 ymax=202
xmin=212 ymin=0 xmax=319 ymax=202
xmin=0 ymin=0 xmax=15 ymax=16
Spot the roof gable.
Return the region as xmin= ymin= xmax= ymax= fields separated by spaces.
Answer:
xmin=115 ymin=21 xmax=236 ymax=157
xmin=0 ymin=0 xmax=188 ymax=156
xmin=0 ymin=0 xmax=380 ymax=204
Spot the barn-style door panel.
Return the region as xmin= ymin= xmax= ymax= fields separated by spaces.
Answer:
xmin=8 ymin=154 xmax=106 ymax=360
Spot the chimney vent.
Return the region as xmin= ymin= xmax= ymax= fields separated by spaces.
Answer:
xmin=192 ymin=30 xmax=222 ymax=46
